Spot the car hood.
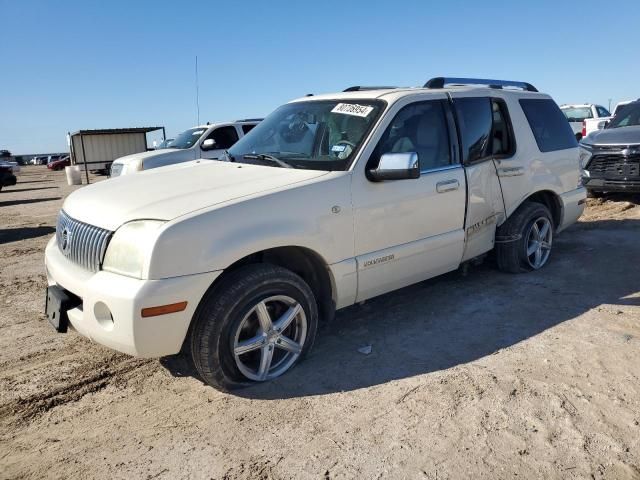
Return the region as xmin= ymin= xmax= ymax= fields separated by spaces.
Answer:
xmin=584 ymin=125 xmax=640 ymax=146
xmin=112 ymin=149 xmax=194 ymax=165
xmin=63 ymin=161 xmax=329 ymax=231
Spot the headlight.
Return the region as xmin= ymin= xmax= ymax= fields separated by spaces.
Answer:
xmin=578 ymin=145 xmax=593 ymax=170
xmin=102 ymin=220 xmax=165 ymax=278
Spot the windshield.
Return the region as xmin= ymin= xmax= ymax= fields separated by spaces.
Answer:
xmin=227 ymin=100 xmax=384 ymax=171
xmin=168 ymin=128 xmax=207 ymax=149
xmin=561 ymin=107 xmax=593 ymax=122
xmin=608 ymin=102 xmax=640 ymax=129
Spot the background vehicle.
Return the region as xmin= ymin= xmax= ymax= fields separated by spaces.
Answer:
xmin=561 ymin=104 xmax=610 ymax=141
xmin=580 ymin=100 xmax=640 ymax=195
xmin=45 ymin=77 xmax=585 ymax=390
xmin=0 ymin=150 xmax=20 ymax=175
xmin=110 ymin=119 xmax=262 ymax=177
xmin=155 ymin=138 xmax=175 ymax=149
xmin=583 ymin=100 xmax=637 ymax=137
xmin=47 ymin=155 xmax=71 ymax=171
xmin=0 ymin=163 xmax=17 ymax=191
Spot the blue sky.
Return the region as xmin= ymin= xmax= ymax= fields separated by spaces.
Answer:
xmin=2 ymin=0 xmax=638 ymax=154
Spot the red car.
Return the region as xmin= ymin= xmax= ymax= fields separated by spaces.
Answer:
xmin=47 ymin=156 xmax=71 ymax=171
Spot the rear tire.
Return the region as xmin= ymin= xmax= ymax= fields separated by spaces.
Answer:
xmin=190 ymin=264 xmax=318 ymax=391
xmin=496 ymin=202 xmax=554 ymax=273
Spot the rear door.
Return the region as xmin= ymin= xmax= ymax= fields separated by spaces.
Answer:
xmin=448 ymin=94 xmax=509 ymax=261
xmin=351 ymin=97 xmax=466 ymax=302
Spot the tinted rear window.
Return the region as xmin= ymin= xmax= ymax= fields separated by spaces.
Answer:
xmin=520 ymin=99 xmax=577 ymax=152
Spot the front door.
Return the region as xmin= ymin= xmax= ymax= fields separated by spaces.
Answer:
xmin=200 ymin=125 xmax=240 ymax=160
xmin=351 ymin=98 xmax=467 ymax=302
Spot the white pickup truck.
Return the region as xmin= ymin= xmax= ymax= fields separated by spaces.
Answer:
xmin=110 ymin=119 xmax=261 ymax=177
xmin=560 ymin=104 xmax=611 ymax=141
xmin=45 ymin=77 xmax=585 ymax=390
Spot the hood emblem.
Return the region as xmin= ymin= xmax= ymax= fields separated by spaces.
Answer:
xmin=60 ymin=227 xmax=72 ymax=255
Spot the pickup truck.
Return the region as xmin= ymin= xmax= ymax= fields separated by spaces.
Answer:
xmin=580 ymin=100 xmax=640 ymax=195
xmin=560 ymin=104 xmax=611 ymax=141
xmin=44 ymin=77 xmax=586 ymax=390
xmin=110 ymin=119 xmax=261 ymax=177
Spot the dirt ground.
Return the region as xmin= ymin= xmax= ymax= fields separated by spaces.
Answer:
xmin=1 ymin=166 xmax=639 ymax=480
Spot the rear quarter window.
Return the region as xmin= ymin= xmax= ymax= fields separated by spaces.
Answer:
xmin=520 ymin=99 xmax=577 ymax=152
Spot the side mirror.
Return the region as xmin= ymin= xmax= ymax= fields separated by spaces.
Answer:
xmin=368 ymin=152 xmax=420 ymax=181
xmin=201 ymin=138 xmax=217 ymax=151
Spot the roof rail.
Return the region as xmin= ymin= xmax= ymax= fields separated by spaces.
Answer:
xmin=424 ymin=77 xmax=538 ymax=92
xmin=343 ymin=86 xmax=399 ymax=92
xmin=235 ymin=118 xmax=264 ymax=122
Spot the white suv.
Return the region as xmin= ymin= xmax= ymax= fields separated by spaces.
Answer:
xmin=45 ymin=77 xmax=585 ymax=390
xmin=110 ymin=119 xmax=261 ymax=177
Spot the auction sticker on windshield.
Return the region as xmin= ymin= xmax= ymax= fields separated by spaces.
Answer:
xmin=331 ymin=103 xmax=374 ymax=117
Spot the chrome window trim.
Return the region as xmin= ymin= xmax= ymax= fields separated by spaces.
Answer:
xmin=420 ymin=164 xmax=462 ymax=175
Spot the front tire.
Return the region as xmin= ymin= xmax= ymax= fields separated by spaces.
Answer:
xmin=496 ymin=202 xmax=554 ymax=273
xmin=190 ymin=264 xmax=318 ymax=390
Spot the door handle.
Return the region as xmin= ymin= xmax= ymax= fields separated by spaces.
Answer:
xmin=436 ymin=179 xmax=460 ymax=193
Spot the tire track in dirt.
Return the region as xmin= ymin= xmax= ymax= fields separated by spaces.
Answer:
xmin=0 ymin=356 xmax=153 ymax=425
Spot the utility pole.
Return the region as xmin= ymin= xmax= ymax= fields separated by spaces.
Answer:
xmin=608 ymin=98 xmax=612 ymax=112
xmin=195 ymin=56 xmax=201 ymax=125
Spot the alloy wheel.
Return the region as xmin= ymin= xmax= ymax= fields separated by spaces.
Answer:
xmin=232 ymin=295 xmax=307 ymax=381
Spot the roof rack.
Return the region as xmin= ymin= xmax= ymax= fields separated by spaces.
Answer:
xmin=235 ymin=118 xmax=264 ymax=122
xmin=343 ymin=86 xmax=399 ymax=92
xmin=424 ymin=77 xmax=538 ymax=92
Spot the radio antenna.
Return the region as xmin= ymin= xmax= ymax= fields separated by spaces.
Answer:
xmin=195 ymin=56 xmax=201 ymax=125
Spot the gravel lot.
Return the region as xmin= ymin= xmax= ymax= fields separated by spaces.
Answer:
xmin=1 ymin=166 xmax=639 ymax=479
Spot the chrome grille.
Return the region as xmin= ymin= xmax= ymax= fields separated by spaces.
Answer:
xmin=56 ymin=210 xmax=113 ymax=272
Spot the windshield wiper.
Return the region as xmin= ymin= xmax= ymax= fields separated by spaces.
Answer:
xmin=242 ymin=153 xmax=294 ymax=169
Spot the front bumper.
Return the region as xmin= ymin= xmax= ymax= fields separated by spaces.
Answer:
xmin=582 ymin=176 xmax=640 ymax=193
xmin=45 ymin=236 xmax=221 ymax=357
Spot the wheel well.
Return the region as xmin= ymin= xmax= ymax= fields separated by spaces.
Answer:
xmin=209 ymin=246 xmax=335 ymax=323
xmin=525 ymin=190 xmax=562 ymax=228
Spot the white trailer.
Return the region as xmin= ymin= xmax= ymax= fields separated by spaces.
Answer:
xmin=69 ymin=127 xmax=165 ymax=182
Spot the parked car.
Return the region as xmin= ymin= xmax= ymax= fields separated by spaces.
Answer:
xmin=0 ymin=163 xmax=17 ymax=191
xmin=47 ymin=156 xmax=71 ymax=171
xmin=560 ymin=104 xmax=610 ymax=141
xmin=31 ymin=155 xmax=49 ymax=165
xmin=155 ymin=138 xmax=175 ymax=149
xmin=582 ymin=100 xmax=637 ymax=137
xmin=45 ymin=77 xmax=585 ymax=390
xmin=580 ymin=100 xmax=640 ymax=196
xmin=0 ymin=151 xmax=21 ymax=175
xmin=110 ymin=120 xmax=262 ymax=177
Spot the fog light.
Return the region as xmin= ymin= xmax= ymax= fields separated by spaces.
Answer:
xmin=94 ymin=301 xmax=114 ymax=331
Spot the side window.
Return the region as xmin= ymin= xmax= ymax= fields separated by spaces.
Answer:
xmin=519 ymin=99 xmax=578 ymax=152
xmin=206 ymin=126 xmax=239 ymax=149
xmin=490 ymin=99 xmax=516 ymax=157
xmin=453 ymin=97 xmax=492 ymax=164
xmin=374 ymin=100 xmax=452 ymax=171
xmin=596 ymin=106 xmax=610 ymax=117
xmin=241 ymin=124 xmax=256 ymax=135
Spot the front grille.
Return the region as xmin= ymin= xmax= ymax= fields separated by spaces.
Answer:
xmin=587 ymin=154 xmax=640 ymax=178
xmin=56 ymin=210 xmax=113 ymax=272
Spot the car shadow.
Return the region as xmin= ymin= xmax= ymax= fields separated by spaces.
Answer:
xmin=0 ymin=226 xmax=56 ymax=244
xmin=0 ymin=197 xmax=61 ymax=208
xmin=2 ymin=186 xmax=58 ymax=193
xmin=160 ymin=219 xmax=640 ymax=398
